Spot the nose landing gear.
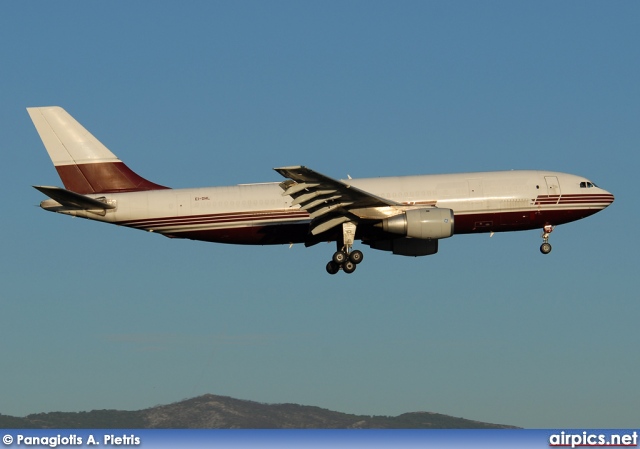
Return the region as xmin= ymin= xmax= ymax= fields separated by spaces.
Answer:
xmin=540 ymin=225 xmax=554 ymax=254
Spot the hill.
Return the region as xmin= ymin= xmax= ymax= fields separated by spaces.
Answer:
xmin=0 ymin=394 xmax=517 ymax=429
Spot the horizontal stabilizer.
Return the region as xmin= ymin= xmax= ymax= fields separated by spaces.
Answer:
xmin=33 ymin=186 xmax=115 ymax=210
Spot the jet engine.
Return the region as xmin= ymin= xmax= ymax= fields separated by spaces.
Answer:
xmin=378 ymin=208 xmax=454 ymax=239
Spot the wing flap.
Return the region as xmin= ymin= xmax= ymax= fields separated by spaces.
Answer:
xmin=308 ymin=202 xmax=354 ymax=220
xmin=283 ymin=182 xmax=321 ymax=196
xmin=302 ymin=194 xmax=343 ymax=210
xmin=275 ymin=166 xmax=398 ymax=209
xmin=291 ymin=189 xmax=336 ymax=206
xmin=274 ymin=165 xmax=400 ymax=235
xmin=310 ymin=216 xmax=352 ymax=235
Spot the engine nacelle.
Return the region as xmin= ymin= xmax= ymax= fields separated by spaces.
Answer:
xmin=380 ymin=208 xmax=454 ymax=239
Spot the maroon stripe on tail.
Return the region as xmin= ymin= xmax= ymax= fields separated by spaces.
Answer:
xmin=56 ymin=162 xmax=169 ymax=194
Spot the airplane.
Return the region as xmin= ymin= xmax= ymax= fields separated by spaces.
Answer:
xmin=29 ymin=106 xmax=614 ymax=275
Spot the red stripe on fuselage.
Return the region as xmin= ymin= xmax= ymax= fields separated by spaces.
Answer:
xmin=534 ymin=194 xmax=614 ymax=206
xmin=118 ymin=210 xmax=309 ymax=230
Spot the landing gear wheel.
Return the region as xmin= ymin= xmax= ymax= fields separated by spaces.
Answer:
xmin=326 ymin=261 xmax=340 ymax=275
xmin=342 ymin=260 xmax=357 ymax=274
xmin=540 ymin=225 xmax=554 ymax=255
xmin=332 ymin=251 xmax=347 ymax=265
xmin=349 ymin=250 xmax=364 ymax=265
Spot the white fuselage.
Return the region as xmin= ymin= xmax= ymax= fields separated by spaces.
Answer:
xmin=42 ymin=170 xmax=614 ymax=245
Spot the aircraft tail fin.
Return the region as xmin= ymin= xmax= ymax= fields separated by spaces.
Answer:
xmin=28 ymin=106 xmax=169 ymax=194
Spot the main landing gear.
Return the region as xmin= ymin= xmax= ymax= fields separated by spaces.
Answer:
xmin=326 ymin=250 xmax=364 ymax=274
xmin=540 ymin=224 xmax=554 ymax=254
xmin=325 ymin=222 xmax=364 ymax=275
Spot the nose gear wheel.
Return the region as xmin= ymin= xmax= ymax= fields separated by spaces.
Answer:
xmin=540 ymin=225 xmax=554 ymax=254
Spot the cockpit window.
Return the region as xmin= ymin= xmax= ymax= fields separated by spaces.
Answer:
xmin=580 ymin=181 xmax=598 ymax=188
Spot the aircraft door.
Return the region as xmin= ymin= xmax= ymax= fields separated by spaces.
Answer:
xmin=545 ymin=176 xmax=561 ymax=196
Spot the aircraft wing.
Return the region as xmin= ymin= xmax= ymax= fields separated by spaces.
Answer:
xmin=274 ymin=166 xmax=400 ymax=235
xmin=33 ymin=185 xmax=116 ymax=210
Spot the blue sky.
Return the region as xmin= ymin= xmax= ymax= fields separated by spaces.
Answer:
xmin=1 ymin=1 xmax=638 ymax=428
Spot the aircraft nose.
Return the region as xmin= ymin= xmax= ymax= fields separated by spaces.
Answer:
xmin=601 ymin=188 xmax=615 ymax=207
